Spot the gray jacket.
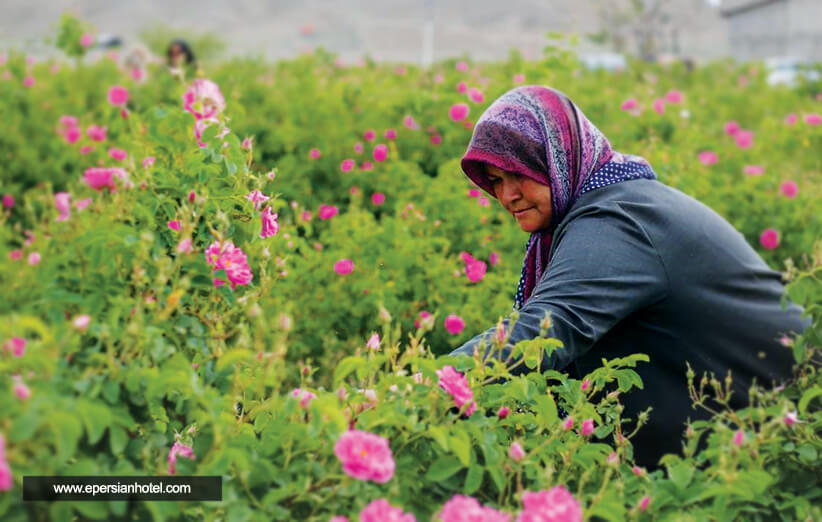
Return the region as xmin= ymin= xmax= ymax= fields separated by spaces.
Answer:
xmin=451 ymin=179 xmax=810 ymax=466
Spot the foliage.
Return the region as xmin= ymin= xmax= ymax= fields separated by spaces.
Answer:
xmin=0 ymin=17 xmax=821 ymax=522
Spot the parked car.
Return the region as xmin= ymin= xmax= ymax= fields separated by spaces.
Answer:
xmin=765 ymin=57 xmax=821 ymax=87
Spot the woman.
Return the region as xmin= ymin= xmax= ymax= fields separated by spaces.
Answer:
xmin=450 ymin=85 xmax=811 ymax=468
xmin=166 ymin=39 xmax=197 ymax=72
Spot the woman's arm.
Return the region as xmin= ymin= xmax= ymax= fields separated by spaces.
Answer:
xmin=450 ymin=204 xmax=670 ymax=373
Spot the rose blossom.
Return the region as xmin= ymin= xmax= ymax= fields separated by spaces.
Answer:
xmin=359 ymin=499 xmax=415 ymax=522
xmin=439 ymin=495 xmax=510 ymax=522
xmin=436 ymin=365 xmax=476 ymax=416
xmin=444 ymin=314 xmax=465 ymax=335
xmin=167 ymin=441 xmax=195 ymax=475
xmin=509 ymin=442 xmax=525 ymax=461
xmin=260 ymin=207 xmax=279 ymax=239
xmin=290 ymin=388 xmax=316 ymax=408
xmin=334 ymin=259 xmax=354 ymax=275
xmin=107 ymin=85 xmax=129 ymax=106
xmin=182 ymin=79 xmax=226 ymax=120
xmin=516 ymin=486 xmax=582 ymax=522
xmin=334 ymin=430 xmax=395 ymax=483
xmin=318 ymin=205 xmax=339 ymax=220
xmin=204 ymin=240 xmax=253 ymax=289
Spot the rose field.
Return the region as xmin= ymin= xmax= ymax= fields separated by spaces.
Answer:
xmin=1 ymin=15 xmax=822 ymax=522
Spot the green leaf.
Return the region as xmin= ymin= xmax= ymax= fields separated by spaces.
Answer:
xmin=216 ymin=349 xmax=254 ymax=371
xmin=669 ymin=462 xmax=695 ymax=490
xmin=51 ymin=412 xmax=83 ymax=462
xmin=109 ymin=425 xmax=127 ymax=454
xmin=798 ymin=386 xmax=822 ymax=414
xmin=73 ymin=500 xmax=109 ymax=520
xmin=427 ymin=426 xmax=449 ymax=452
xmin=9 ymin=409 xmax=42 ymax=442
xmin=463 ymin=450 xmax=483 ymax=495
xmin=486 ymin=465 xmax=505 ymax=493
xmin=449 ymin=431 xmax=471 ymax=467
xmin=333 ymin=356 xmax=365 ymax=386
xmin=425 ymin=456 xmax=463 ymax=481
xmin=79 ymin=402 xmax=112 ymax=445
xmin=588 ymin=490 xmax=627 ymax=522
xmin=534 ymin=394 xmax=558 ymax=429
xmin=797 ymin=444 xmax=818 ymax=462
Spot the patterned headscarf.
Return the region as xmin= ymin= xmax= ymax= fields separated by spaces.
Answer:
xmin=461 ymin=85 xmax=657 ymax=309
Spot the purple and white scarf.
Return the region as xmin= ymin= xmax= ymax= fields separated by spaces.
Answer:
xmin=460 ymin=85 xmax=657 ymax=309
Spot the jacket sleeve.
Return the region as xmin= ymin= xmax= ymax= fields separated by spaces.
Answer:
xmin=449 ymin=205 xmax=669 ymax=373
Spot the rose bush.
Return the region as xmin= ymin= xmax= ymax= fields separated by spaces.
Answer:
xmin=0 ymin=15 xmax=820 ymax=521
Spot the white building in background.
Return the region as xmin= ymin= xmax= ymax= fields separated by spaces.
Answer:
xmin=721 ymin=0 xmax=822 ymax=62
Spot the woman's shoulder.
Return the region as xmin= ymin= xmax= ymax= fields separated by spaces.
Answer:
xmin=565 ymin=179 xmax=706 ymax=225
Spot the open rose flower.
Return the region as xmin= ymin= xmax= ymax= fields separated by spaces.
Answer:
xmin=436 ymin=365 xmax=476 ymax=416
xmin=183 ymin=79 xmax=226 ymax=120
xmin=204 ymin=240 xmax=253 ymax=289
xmin=167 ymin=441 xmax=195 ymax=475
xmin=516 ymin=486 xmax=582 ymax=522
xmin=359 ymin=499 xmax=415 ymax=522
xmin=260 ymin=206 xmax=279 ymax=239
xmin=334 ymin=430 xmax=395 ymax=483
xmin=440 ymin=495 xmax=510 ymax=522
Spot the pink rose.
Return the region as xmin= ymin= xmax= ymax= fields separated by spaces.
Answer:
xmin=780 ymin=180 xmax=798 ymax=198
xmin=167 ymin=441 xmax=195 ymax=475
xmin=734 ymin=130 xmax=754 ymax=149
xmin=698 ymin=151 xmax=718 ymax=165
xmin=444 ymin=314 xmax=465 ymax=335
xmin=4 ymin=337 xmax=27 ymax=357
xmin=334 ymin=259 xmax=354 ymax=275
xmin=260 ymin=207 xmax=279 ymax=239
xmin=440 ymin=495 xmax=509 ymax=522
xmin=760 ymin=228 xmax=780 ymax=250
xmin=107 ymin=85 xmax=129 ymax=106
xmin=334 ymin=430 xmax=395 ymax=483
xmin=204 ymin=241 xmax=253 ymax=289
xmin=182 ymin=79 xmax=226 ymax=120
xmin=620 ymin=98 xmax=639 ymax=111
xmin=743 ymin=165 xmax=764 ymax=176
xmin=290 ymin=388 xmax=317 ymax=408
xmin=86 ymin=125 xmax=107 ymax=142
xmin=436 ymin=365 xmax=476 ymax=416
xmin=449 ymin=103 xmax=470 ymax=122
xmin=54 ymin=192 xmax=71 ymax=221
xmin=733 ymin=430 xmax=745 ymax=446
xmin=373 ymin=144 xmax=388 ymax=162
xmin=340 ymin=159 xmax=356 ymax=172
xmin=784 ymin=412 xmax=798 ymax=427
xmin=804 ymin=113 xmax=821 ymax=125
xmin=468 ymin=88 xmax=485 ymax=104
xmin=359 ymin=499 xmax=415 ymax=522
xmin=509 ymin=442 xmax=525 ymax=461
xmin=664 ymin=90 xmax=684 ymax=104
xmin=318 ymin=205 xmax=339 ymax=220
xmin=517 ymin=486 xmax=582 ymax=522
xmin=724 ymin=121 xmax=741 ymax=135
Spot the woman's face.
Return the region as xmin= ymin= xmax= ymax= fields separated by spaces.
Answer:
xmin=486 ymin=164 xmax=553 ymax=232
xmin=169 ymin=44 xmax=185 ymax=66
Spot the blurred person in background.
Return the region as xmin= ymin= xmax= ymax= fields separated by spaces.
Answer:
xmin=450 ymin=85 xmax=811 ymax=469
xmin=166 ymin=39 xmax=197 ymax=77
